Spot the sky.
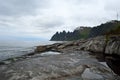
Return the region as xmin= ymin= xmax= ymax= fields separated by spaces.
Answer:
xmin=0 ymin=0 xmax=120 ymax=41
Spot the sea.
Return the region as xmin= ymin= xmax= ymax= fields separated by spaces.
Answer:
xmin=0 ymin=40 xmax=57 ymax=61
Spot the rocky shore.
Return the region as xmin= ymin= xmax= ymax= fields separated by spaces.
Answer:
xmin=0 ymin=36 xmax=120 ymax=80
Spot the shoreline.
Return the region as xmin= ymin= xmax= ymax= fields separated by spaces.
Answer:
xmin=0 ymin=36 xmax=119 ymax=80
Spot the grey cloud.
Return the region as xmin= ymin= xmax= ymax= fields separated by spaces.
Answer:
xmin=0 ymin=0 xmax=120 ymax=40
xmin=35 ymin=19 xmax=64 ymax=28
xmin=70 ymin=0 xmax=98 ymax=4
xmin=42 ymin=22 xmax=64 ymax=28
xmin=0 ymin=0 xmax=48 ymax=16
xmin=104 ymin=0 xmax=120 ymax=12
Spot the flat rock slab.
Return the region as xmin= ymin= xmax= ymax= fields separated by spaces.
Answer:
xmin=0 ymin=51 xmax=117 ymax=80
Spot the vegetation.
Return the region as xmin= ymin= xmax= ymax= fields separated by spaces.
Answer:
xmin=89 ymin=20 xmax=120 ymax=38
xmin=50 ymin=27 xmax=91 ymax=41
xmin=106 ymin=25 xmax=120 ymax=35
xmin=51 ymin=20 xmax=120 ymax=41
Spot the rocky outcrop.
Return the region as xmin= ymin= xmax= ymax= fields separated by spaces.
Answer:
xmin=35 ymin=42 xmax=80 ymax=53
xmin=35 ymin=43 xmax=63 ymax=53
xmin=105 ymin=36 xmax=120 ymax=55
xmin=79 ymin=36 xmax=106 ymax=53
xmin=103 ymin=36 xmax=120 ymax=76
xmin=105 ymin=55 xmax=120 ymax=76
xmin=57 ymin=42 xmax=74 ymax=49
xmin=35 ymin=36 xmax=120 ymax=57
xmin=76 ymin=36 xmax=120 ymax=56
xmin=0 ymin=51 xmax=116 ymax=80
xmin=79 ymin=36 xmax=120 ymax=76
xmin=0 ymin=36 xmax=119 ymax=80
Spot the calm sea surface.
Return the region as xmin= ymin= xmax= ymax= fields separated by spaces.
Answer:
xmin=0 ymin=40 xmax=57 ymax=61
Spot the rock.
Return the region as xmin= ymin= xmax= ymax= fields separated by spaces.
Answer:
xmin=76 ymin=36 xmax=120 ymax=55
xmin=0 ymin=51 xmax=85 ymax=80
xmin=104 ymin=36 xmax=120 ymax=76
xmin=35 ymin=46 xmax=48 ymax=52
xmin=35 ymin=43 xmax=63 ymax=53
xmin=34 ymin=36 xmax=120 ymax=55
xmin=105 ymin=55 xmax=120 ymax=76
xmin=99 ymin=62 xmax=109 ymax=68
xmin=0 ymin=35 xmax=119 ymax=80
xmin=79 ymin=36 xmax=106 ymax=53
xmin=52 ymin=43 xmax=63 ymax=47
xmin=82 ymin=68 xmax=104 ymax=80
xmin=0 ymin=51 xmax=117 ymax=80
xmin=0 ymin=61 xmax=6 ymax=65
xmin=3 ymin=61 xmax=11 ymax=65
xmin=57 ymin=42 xmax=74 ymax=49
xmin=105 ymin=36 xmax=120 ymax=55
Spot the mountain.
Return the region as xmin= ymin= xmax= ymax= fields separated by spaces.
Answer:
xmin=50 ymin=27 xmax=91 ymax=41
xmin=50 ymin=20 xmax=120 ymax=41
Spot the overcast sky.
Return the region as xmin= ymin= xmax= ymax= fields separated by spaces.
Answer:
xmin=0 ymin=0 xmax=120 ymax=40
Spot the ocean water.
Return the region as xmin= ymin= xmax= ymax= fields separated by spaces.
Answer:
xmin=0 ymin=40 xmax=56 ymax=61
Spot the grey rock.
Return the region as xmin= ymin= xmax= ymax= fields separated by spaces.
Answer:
xmin=105 ymin=36 xmax=120 ymax=55
xmin=0 ymin=51 xmax=116 ymax=80
xmin=82 ymin=68 xmax=104 ymax=80
xmin=79 ymin=36 xmax=106 ymax=53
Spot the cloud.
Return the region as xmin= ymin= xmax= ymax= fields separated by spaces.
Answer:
xmin=0 ymin=0 xmax=49 ymax=16
xmin=0 ymin=0 xmax=120 ymax=40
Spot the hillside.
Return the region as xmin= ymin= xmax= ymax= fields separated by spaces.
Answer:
xmin=50 ymin=27 xmax=91 ymax=41
xmin=50 ymin=20 xmax=120 ymax=41
xmin=89 ymin=20 xmax=120 ymax=38
xmin=106 ymin=25 xmax=120 ymax=35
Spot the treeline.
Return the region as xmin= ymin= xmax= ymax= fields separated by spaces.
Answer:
xmin=50 ymin=20 xmax=120 ymax=41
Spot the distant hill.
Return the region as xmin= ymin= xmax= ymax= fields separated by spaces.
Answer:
xmin=50 ymin=27 xmax=91 ymax=41
xmin=50 ymin=20 xmax=120 ymax=41
xmin=89 ymin=20 xmax=120 ymax=38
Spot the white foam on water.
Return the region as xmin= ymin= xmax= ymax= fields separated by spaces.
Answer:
xmin=40 ymin=51 xmax=61 ymax=56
